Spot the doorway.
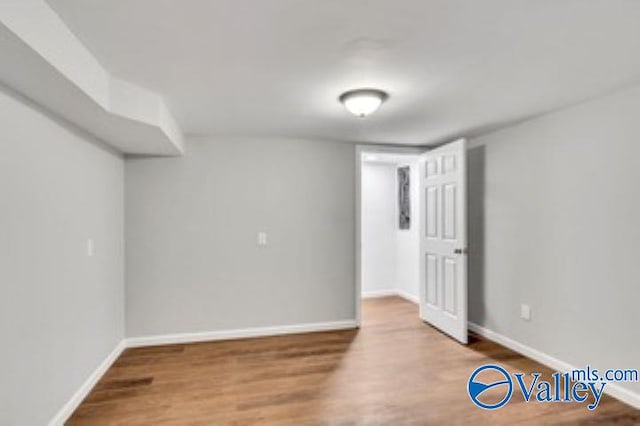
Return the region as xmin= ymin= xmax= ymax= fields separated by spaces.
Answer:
xmin=356 ymin=147 xmax=422 ymax=324
xmin=355 ymin=142 xmax=469 ymax=344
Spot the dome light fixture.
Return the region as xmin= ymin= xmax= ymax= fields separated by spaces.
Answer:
xmin=339 ymin=88 xmax=388 ymax=118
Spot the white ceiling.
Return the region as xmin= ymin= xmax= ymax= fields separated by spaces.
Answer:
xmin=47 ymin=0 xmax=640 ymax=145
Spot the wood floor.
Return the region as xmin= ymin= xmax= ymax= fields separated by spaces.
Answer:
xmin=69 ymin=297 xmax=639 ymax=425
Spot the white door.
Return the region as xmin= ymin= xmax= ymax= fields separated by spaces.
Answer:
xmin=418 ymin=139 xmax=468 ymax=344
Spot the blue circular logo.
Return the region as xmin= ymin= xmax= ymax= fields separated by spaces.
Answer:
xmin=468 ymin=364 xmax=513 ymax=410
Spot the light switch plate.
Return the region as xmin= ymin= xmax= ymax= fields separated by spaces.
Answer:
xmin=257 ymin=232 xmax=268 ymax=246
xmin=520 ymin=304 xmax=531 ymax=321
xmin=87 ymin=238 xmax=94 ymax=257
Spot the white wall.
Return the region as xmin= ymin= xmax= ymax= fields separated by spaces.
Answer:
xmin=468 ymin=84 xmax=640 ymax=397
xmin=361 ymin=163 xmax=397 ymax=294
xmin=361 ymin=161 xmax=419 ymax=300
xmin=0 ymin=87 xmax=125 ymax=425
xmin=125 ymin=137 xmax=355 ymax=337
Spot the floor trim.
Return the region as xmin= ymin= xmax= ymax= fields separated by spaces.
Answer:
xmin=468 ymin=322 xmax=640 ymax=410
xmin=49 ymin=339 xmax=127 ymax=426
xmin=362 ymin=289 xmax=398 ymax=298
xmin=362 ymin=289 xmax=420 ymax=305
xmin=126 ymin=320 xmax=359 ymax=348
xmin=396 ymin=289 xmax=420 ymax=305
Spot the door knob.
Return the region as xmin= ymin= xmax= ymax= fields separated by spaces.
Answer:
xmin=454 ymin=248 xmax=468 ymax=255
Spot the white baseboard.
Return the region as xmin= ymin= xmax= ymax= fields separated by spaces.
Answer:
xmin=468 ymin=322 xmax=640 ymax=410
xmin=126 ymin=320 xmax=359 ymax=348
xmin=362 ymin=289 xmax=419 ymax=305
xmin=49 ymin=339 xmax=127 ymax=426
xmin=396 ymin=289 xmax=420 ymax=304
xmin=362 ymin=289 xmax=398 ymax=299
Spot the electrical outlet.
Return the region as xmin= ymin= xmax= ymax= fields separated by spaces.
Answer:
xmin=257 ymin=232 xmax=268 ymax=246
xmin=520 ymin=304 xmax=531 ymax=321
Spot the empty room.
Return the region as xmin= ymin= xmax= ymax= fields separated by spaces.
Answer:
xmin=2 ymin=1 xmax=640 ymax=424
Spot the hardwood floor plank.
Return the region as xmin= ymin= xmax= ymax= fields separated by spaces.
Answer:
xmin=68 ymin=297 xmax=639 ymax=425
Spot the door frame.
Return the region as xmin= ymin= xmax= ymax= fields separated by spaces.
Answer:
xmin=355 ymin=144 xmax=427 ymax=326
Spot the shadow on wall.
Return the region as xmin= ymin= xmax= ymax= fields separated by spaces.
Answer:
xmin=467 ymin=144 xmax=486 ymax=325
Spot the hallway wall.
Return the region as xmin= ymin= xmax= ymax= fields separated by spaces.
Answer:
xmin=361 ymin=161 xmax=419 ymax=300
xmin=361 ymin=163 xmax=398 ymax=295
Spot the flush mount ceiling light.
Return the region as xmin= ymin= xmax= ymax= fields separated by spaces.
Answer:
xmin=339 ymin=88 xmax=388 ymax=118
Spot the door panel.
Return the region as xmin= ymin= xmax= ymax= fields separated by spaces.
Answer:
xmin=443 ymin=256 xmax=457 ymax=316
xmin=426 ymin=158 xmax=438 ymax=178
xmin=443 ymin=154 xmax=457 ymax=174
xmin=418 ymin=139 xmax=468 ymax=344
xmin=443 ymin=183 xmax=457 ymax=240
xmin=426 ymin=186 xmax=438 ymax=238
xmin=426 ymin=253 xmax=438 ymax=306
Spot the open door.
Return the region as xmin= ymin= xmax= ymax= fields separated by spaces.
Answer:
xmin=418 ymin=139 xmax=468 ymax=344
